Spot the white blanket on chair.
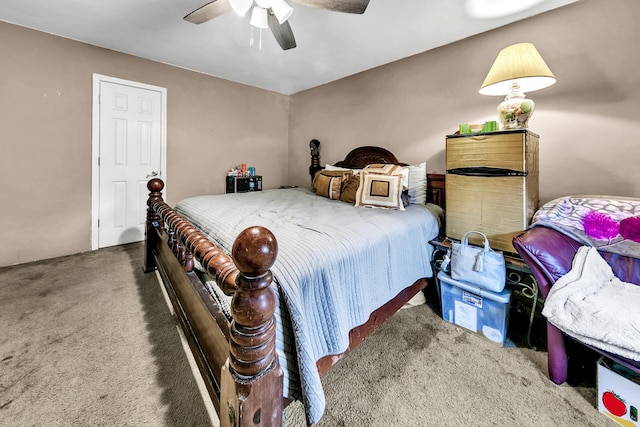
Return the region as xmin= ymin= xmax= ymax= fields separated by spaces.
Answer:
xmin=542 ymin=246 xmax=640 ymax=361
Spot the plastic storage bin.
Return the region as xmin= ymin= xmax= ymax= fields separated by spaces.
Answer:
xmin=597 ymin=357 xmax=640 ymax=426
xmin=438 ymin=271 xmax=512 ymax=346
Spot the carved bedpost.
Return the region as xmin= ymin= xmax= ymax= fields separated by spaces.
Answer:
xmin=220 ymin=226 xmax=284 ymax=427
xmin=309 ymin=139 xmax=321 ymax=183
xmin=144 ymin=178 xmax=165 ymax=273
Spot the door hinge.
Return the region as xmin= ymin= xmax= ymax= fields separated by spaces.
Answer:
xmin=97 ymin=218 xmax=100 ymax=228
xmin=97 ymin=157 xmax=100 ymax=166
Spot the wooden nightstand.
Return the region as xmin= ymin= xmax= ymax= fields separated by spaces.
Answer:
xmin=427 ymin=173 xmax=446 ymax=211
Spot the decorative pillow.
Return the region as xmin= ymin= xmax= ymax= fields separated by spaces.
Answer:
xmin=339 ymin=174 xmax=360 ymax=204
xmin=397 ymin=166 xmax=410 ymax=191
xmin=365 ymin=163 xmax=408 ymax=189
xmin=407 ymin=162 xmax=427 ymax=204
xmin=582 ymin=210 xmax=619 ymax=240
xmin=314 ymin=174 xmax=342 ymax=200
xmin=620 ymin=216 xmax=640 ymax=243
xmin=313 ymin=170 xmax=352 ymax=200
xmin=324 ymin=164 xmax=362 ymax=175
xmin=355 ymin=170 xmax=405 ymax=210
xmin=363 ymin=163 xmax=403 ymax=176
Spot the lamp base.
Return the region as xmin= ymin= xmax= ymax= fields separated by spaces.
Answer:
xmin=497 ymin=93 xmax=535 ymax=130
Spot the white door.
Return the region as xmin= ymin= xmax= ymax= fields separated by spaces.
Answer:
xmin=92 ymin=75 xmax=167 ymax=249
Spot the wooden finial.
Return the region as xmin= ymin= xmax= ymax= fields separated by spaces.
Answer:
xmin=222 ymin=226 xmax=283 ymax=427
xmin=229 ymin=226 xmax=279 ymax=377
xmin=147 ymin=177 xmax=164 ymax=194
xmin=232 ymin=226 xmax=278 ymax=277
xmin=144 ymin=178 xmax=165 ymax=272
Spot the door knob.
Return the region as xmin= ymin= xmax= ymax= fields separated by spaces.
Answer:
xmin=147 ymin=171 xmax=159 ymax=178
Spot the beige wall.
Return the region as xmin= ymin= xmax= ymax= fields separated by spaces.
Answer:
xmin=289 ymin=0 xmax=640 ymax=201
xmin=0 ymin=22 xmax=289 ymax=267
xmin=2 ymin=0 xmax=639 ymax=266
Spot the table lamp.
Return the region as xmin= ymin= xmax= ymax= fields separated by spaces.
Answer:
xmin=480 ymin=42 xmax=556 ymax=130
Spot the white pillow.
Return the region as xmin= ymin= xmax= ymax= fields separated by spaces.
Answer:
xmin=397 ymin=166 xmax=410 ymax=191
xmin=325 ymin=164 xmax=362 ymax=175
xmin=407 ymin=162 xmax=427 ymax=204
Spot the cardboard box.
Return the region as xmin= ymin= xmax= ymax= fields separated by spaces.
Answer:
xmin=597 ymin=357 xmax=640 ymax=426
xmin=438 ymin=271 xmax=511 ymax=346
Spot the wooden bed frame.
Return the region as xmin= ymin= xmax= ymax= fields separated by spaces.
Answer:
xmin=143 ymin=145 xmax=445 ymax=427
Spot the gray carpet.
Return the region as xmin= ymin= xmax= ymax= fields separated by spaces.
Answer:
xmin=0 ymin=243 xmax=212 ymax=427
xmin=284 ymin=304 xmax=610 ymax=427
xmin=0 ymin=243 xmax=614 ymax=426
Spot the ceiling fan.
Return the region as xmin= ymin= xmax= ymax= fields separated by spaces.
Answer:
xmin=184 ymin=0 xmax=370 ymax=50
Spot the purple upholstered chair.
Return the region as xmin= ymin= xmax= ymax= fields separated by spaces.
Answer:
xmin=513 ymin=226 xmax=640 ymax=384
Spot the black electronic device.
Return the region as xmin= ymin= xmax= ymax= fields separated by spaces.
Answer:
xmin=226 ymin=176 xmax=262 ymax=193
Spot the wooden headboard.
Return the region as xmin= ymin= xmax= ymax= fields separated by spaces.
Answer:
xmin=308 ymin=142 xmax=446 ymax=211
xmin=333 ymin=146 xmax=406 ymax=168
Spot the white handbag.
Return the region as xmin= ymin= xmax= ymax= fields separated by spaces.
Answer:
xmin=450 ymin=231 xmax=506 ymax=293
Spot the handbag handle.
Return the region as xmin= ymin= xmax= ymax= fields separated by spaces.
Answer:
xmin=461 ymin=231 xmax=492 ymax=251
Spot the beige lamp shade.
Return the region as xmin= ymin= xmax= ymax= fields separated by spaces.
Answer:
xmin=479 ymin=42 xmax=556 ymax=96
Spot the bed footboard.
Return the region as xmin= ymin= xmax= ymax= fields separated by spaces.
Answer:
xmin=144 ymin=178 xmax=283 ymax=427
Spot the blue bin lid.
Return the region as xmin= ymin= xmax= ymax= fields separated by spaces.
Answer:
xmin=437 ymin=271 xmax=512 ymax=303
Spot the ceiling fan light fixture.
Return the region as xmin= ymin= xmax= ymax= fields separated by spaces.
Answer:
xmin=250 ymin=6 xmax=269 ymax=29
xmin=255 ymin=0 xmax=273 ymax=8
xmin=270 ymin=0 xmax=294 ymax=24
xmin=229 ymin=0 xmax=253 ymax=16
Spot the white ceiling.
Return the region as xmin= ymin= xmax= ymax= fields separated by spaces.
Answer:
xmin=0 ymin=0 xmax=577 ymax=95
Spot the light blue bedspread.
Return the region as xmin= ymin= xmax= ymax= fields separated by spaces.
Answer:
xmin=176 ymin=188 xmax=441 ymax=425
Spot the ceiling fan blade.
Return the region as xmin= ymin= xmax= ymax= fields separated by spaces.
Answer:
xmin=268 ymin=12 xmax=297 ymax=50
xmin=184 ymin=0 xmax=231 ymax=24
xmin=291 ymin=0 xmax=369 ymax=14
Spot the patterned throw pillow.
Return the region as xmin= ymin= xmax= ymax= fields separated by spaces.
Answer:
xmin=364 ymin=162 xmax=427 ymax=205
xmin=363 ymin=163 xmax=409 ymax=189
xmin=339 ymin=174 xmax=361 ymax=204
xmin=355 ymin=170 xmax=405 ymax=210
xmin=362 ymin=163 xmax=404 ymax=177
xmin=313 ymin=170 xmax=352 ymax=200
